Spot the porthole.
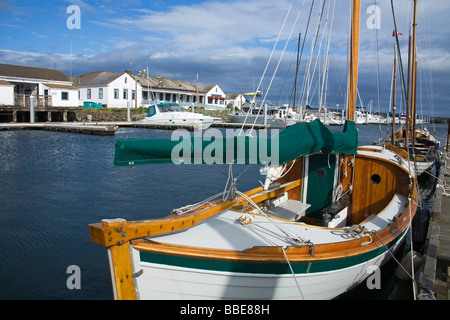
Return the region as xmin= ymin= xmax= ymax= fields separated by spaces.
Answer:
xmin=370 ymin=174 xmax=381 ymax=185
xmin=316 ymin=168 xmax=325 ymax=178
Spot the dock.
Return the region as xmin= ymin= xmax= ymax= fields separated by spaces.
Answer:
xmin=418 ymin=132 xmax=450 ymax=300
xmin=0 ymin=122 xmax=118 ymax=135
xmin=0 ymin=120 xmax=270 ymax=135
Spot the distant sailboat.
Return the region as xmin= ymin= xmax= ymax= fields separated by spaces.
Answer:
xmin=383 ymin=0 xmax=439 ymax=177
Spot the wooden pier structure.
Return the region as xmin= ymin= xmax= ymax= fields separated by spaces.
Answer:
xmin=418 ymin=123 xmax=450 ymax=300
xmin=0 ymin=122 xmax=118 ymax=135
xmin=0 ymin=120 xmax=269 ymax=135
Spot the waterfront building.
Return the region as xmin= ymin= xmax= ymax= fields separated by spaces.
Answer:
xmin=75 ymin=69 xmax=227 ymax=111
xmin=74 ymin=70 xmax=138 ymax=109
xmin=225 ymin=93 xmax=246 ymax=113
xmin=0 ymin=63 xmax=80 ymax=108
xmin=134 ymin=70 xmax=227 ymax=111
xmin=0 ymin=63 xmax=80 ymax=122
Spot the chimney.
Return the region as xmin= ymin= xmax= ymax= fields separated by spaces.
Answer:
xmin=124 ymin=69 xmax=132 ymax=75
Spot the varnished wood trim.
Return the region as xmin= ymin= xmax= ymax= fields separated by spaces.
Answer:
xmin=131 ymin=195 xmax=417 ymax=264
xmin=108 ymin=242 xmax=137 ymax=300
xmin=89 ymin=181 xmax=301 ymax=248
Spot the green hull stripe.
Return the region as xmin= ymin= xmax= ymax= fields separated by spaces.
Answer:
xmin=139 ymin=230 xmax=406 ymax=274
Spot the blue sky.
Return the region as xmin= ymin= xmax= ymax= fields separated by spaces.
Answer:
xmin=1 ymin=0 xmax=449 ymax=118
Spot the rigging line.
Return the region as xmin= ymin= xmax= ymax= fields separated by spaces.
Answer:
xmin=172 ymin=191 xmax=227 ymax=215
xmin=241 ymin=221 xmax=278 ymax=246
xmin=389 ymin=0 xmax=410 ymax=131
xmin=373 ymin=0 xmax=382 ymax=141
xmin=300 ymin=0 xmax=327 ymax=108
xmin=408 ymin=195 xmax=417 ymax=300
xmin=235 ymin=190 xmax=305 ymax=243
xmin=370 ymin=230 xmax=414 ymax=283
xmin=239 ymin=220 xmax=305 ymax=298
xmin=295 ymin=0 xmax=315 ymax=117
xmin=319 ymin=0 xmax=335 ymax=111
xmin=249 ymin=0 xmax=306 ymax=132
xmin=239 ymin=0 xmax=295 ymax=135
xmin=281 ymin=246 xmax=305 ymax=299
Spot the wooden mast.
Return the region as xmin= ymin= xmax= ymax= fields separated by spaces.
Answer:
xmin=410 ymin=0 xmax=418 ymax=135
xmin=340 ymin=0 xmax=360 ymax=200
xmin=348 ymin=0 xmax=360 ymax=121
xmin=391 ymin=45 xmax=397 ymax=144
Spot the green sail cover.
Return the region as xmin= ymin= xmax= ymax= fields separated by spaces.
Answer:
xmin=114 ymin=119 xmax=358 ymax=167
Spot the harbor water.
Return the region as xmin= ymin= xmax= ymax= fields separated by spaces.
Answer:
xmin=0 ymin=123 xmax=447 ymax=300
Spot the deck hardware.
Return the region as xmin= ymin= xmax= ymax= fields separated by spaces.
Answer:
xmin=132 ymin=269 xmax=143 ymax=279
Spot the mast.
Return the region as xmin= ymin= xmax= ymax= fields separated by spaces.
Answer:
xmin=391 ymin=45 xmax=397 ymax=144
xmin=340 ymin=0 xmax=360 ymax=197
xmin=410 ymin=0 xmax=418 ymax=135
xmin=293 ymin=33 xmax=301 ymax=114
xmin=348 ymin=0 xmax=360 ymax=121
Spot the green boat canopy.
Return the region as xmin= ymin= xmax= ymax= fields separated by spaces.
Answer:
xmin=114 ymin=119 xmax=358 ymax=167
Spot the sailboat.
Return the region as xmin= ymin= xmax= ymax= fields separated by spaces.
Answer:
xmin=383 ymin=0 xmax=439 ymax=177
xmin=89 ymin=0 xmax=418 ymax=300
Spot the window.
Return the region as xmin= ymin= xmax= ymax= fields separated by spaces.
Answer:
xmin=61 ymin=92 xmax=68 ymax=100
xmin=132 ymin=90 xmax=135 ymax=100
xmin=99 ymin=88 xmax=103 ymax=99
xmin=123 ymin=89 xmax=128 ymax=100
xmin=114 ymin=89 xmax=119 ymax=99
xmin=87 ymin=89 xmax=91 ymax=99
xmin=124 ymin=77 xmax=127 ymax=84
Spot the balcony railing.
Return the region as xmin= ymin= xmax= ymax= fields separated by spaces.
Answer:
xmin=15 ymin=94 xmax=52 ymax=107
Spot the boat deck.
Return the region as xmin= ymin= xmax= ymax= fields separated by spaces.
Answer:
xmin=148 ymin=193 xmax=408 ymax=251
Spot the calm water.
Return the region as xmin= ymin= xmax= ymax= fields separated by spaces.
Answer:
xmin=0 ymin=123 xmax=447 ymax=300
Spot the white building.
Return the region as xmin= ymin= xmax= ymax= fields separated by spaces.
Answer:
xmin=0 ymin=63 xmax=80 ymax=108
xmin=225 ymin=93 xmax=246 ymax=113
xmin=200 ymin=84 xmax=227 ymax=111
xmin=75 ymin=70 xmax=138 ymax=109
xmin=135 ymin=71 xmax=227 ymax=111
xmin=78 ymin=70 xmax=228 ymax=111
xmin=0 ymin=79 xmax=14 ymax=106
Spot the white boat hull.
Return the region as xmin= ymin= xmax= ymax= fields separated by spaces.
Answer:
xmin=141 ymin=113 xmax=215 ymax=130
xmin=127 ymin=230 xmax=407 ymax=300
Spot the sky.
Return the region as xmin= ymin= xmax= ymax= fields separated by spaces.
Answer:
xmin=0 ymin=0 xmax=449 ymax=118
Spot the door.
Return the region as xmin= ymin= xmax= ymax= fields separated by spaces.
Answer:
xmin=304 ymin=154 xmax=337 ymax=220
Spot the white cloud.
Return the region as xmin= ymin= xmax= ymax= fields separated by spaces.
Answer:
xmin=0 ymin=0 xmax=449 ymax=116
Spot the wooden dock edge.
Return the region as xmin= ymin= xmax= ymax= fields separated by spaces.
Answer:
xmin=418 ymin=138 xmax=449 ymax=300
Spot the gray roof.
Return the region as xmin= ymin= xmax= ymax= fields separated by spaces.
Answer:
xmin=0 ymin=63 xmax=70 ymax=82
xmin=226 ymin=93 xmax=243 ymax=99
xmin=74 ymin=71 xmax=123 ymax=87
xmin=135 ymin=74 xmax=196 ymax=92
xmin=135 ymin=74 xmax=217 ymax=94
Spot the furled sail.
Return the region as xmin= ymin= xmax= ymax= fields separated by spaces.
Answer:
xmin=114 ymin=119 xmax=358 ymax=167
